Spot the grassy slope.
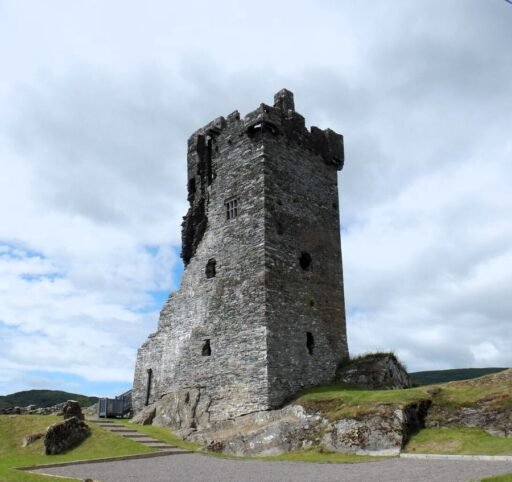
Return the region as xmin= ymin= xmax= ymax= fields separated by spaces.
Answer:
xmin=410 ymin=368 xmax=508 ymax=386
xmin=404 ymin=428 xmax=512 ymax=455
xmin=0 ymin=390 xmax=98 ymax=409
xmin=0 ymin=415 xmax=155 ymax=482
xmin=296 ymin=369 xmax=512 ymax=417
xmin=294 ymin=370 xmax=512 ymax=456
xmin=482 ymin=475 xmax=512 ymax=482
xmin=295 ymin=383 xmax=431 ymax=420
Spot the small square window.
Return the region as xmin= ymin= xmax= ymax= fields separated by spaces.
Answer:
xmin=226 ymin=199 xmax=238 ymax=220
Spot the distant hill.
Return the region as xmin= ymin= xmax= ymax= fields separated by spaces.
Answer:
xmin=0 ymin=390 xmax=98 ymax=409
xmin=410 ymin=367 xmax=508 ymax=386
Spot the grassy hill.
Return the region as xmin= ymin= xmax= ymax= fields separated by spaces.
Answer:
xmin=0 ymin=390 xmax=98 ymax=409
xmin=296 ymin=369 xmax=512 ymax=456
xmin=410 ymin=367 xmax=508 ymax=386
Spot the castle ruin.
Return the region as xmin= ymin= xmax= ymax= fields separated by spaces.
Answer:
xmin=132 ymin=89 xmax=349 ymax=421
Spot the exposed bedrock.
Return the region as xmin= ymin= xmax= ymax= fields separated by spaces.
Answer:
xmin=425 ymin=402 xmax=512 ymax=437
xmin=132 ymin=388 xmax=430 ymax=456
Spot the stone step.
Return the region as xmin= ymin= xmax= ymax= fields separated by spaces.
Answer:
xmin=90 ymin=421 xmax=193 ymax=455
xmin=158 ymin=448 xmax=190 ymax=453
xmin=105 ymin=428 xmax=137 ymax=433
xmin=142 ymin=443 xmax=178 ymax=449
xmin=125 ymin=436 xmax=160 ymax=443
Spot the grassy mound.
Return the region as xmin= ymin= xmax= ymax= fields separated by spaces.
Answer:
xmin=293 ymin=369 xmax=512 ymax=456
xmin=295 ymin=383 xmax=430 ymax=420
xmin=0 ymin=415 xmax=155 ymax=482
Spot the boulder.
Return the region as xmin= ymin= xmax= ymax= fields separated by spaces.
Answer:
xmin=63 ymin=400 xmax=84 ymax=420
xmin=188 ymin=405 xmax=325 ymax=456
xmin=152 ymin=388 xmax=211 ymax=430
xmin=44 ymin=416 xmax=90 ymax=455
xmin=336 ymin=353 xmax=411 ymax=389
xmin=426 ymin=404 xmax=511 ymax=437
xmin=131 ymin=404 xmax=156 ymax=425
xmin=322 ymin=407 xmax=406 ymax=456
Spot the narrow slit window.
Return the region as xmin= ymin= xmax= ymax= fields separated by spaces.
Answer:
xmin=306 ymin=332 xmax=314 ymax=355
xmin=205 ymin=258 xmax=216 ymax=279
xmin=145 ymin=368 xmax=153 ymax=406
xmin=299 ymin=251 xmax=312 ymax=270
xmin=226 ymin=199 xmax=238 ymax=220
xmin=202 ymin=339 xmax=211 ymax=356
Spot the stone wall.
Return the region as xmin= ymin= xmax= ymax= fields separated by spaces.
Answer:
xmin=132 ymin=89 xmax=348 ymax=421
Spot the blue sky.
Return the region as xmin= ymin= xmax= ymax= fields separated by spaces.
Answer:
xmin=0 ymin=0 xmax=511 ymax=397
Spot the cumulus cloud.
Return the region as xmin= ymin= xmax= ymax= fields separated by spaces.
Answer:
xmin=0 ymin=0 xmax=511 ymax=395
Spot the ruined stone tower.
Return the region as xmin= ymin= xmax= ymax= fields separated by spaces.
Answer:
xmin=132 ymin=89 xmax=349 ymax=421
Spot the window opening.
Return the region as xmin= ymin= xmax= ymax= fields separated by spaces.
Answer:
xmin=306 ymin=332 xmax=314 ymax=355
xmin=226 ymin=199 xmax=238 ymax=220
xmin=299 ymin=251 xmax=312 ymax=270
xmin=205 ymin=258 xmax=216 ymax=279
xmin=206 ymin=136 xmax=213 ymax=186
xmin=145 ymin=368 xmax=153 ymax=406
xmin=202 ymin=339 xmax=211 ymax=356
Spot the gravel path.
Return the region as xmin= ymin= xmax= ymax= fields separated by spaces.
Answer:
xmin=31 ymin=453 xmax=512 ymax=482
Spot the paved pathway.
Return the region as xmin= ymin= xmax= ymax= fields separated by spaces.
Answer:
xmin=30 ymin=453 xmax=512 ymax=482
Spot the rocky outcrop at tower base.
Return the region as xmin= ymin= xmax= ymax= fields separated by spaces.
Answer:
xmin=131 ymin=387 xmax=430 ymax=456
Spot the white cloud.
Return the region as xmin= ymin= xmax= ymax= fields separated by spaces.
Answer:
xmin=0 ymin=0 xmax=511 ymax=395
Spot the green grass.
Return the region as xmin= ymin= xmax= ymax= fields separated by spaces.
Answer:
xmin=295 ymin=369 xmax=511 ymax=420
xmin=0 ymin=415 xmax=156 ymax=482
xmin=431 ymin=384 xmax=511 ymax=409
xmin=410 ymin=368 xmax=508 ymax=386
xmin=403 ymin=428 xmax=512 ymax=456
xmin=295 ymin=383 xmax=431 ymax=419
xmin=481 ymin=474 xmax=512 ymax=481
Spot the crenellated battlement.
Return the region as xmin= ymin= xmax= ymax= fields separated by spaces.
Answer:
xmin=188 ymin=89 xmax=344 ymax=170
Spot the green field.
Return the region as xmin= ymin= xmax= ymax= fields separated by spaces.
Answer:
xmin=404 ymin=428 xmax=512 ymax=456
xmin=0 ymin=415 xmax=155 ymax=482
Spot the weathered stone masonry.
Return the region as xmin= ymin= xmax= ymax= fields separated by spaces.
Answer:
xmin=132 ymin=89 xmax=349 ymax=422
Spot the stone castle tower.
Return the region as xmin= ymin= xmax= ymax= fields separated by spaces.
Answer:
xmin=132 ymin=89 xmax=349 ymax=421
